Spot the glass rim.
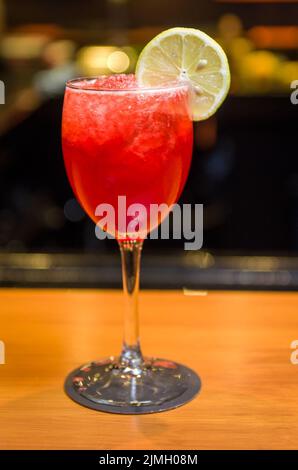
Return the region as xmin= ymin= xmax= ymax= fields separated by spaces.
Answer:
xmin=65 ymin=76 xmax=189 ymax=93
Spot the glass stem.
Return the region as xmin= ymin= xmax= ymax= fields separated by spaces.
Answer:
xmin=119 ymin=239 xmax=144 ymax=372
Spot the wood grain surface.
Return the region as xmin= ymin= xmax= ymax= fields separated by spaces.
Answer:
xmin=0 ymin=289 xmax=298 ymax=450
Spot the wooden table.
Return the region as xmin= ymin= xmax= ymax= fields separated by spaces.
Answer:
xmin=0 ymin=289 xmax=298 ymax=450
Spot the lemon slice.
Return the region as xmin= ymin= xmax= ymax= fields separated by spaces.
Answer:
xmin=136 ymin=27 xmax=230 ymax=121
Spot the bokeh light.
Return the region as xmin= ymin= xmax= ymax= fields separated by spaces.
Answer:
xmin=107 ymin=50 xmax=130 ymax=73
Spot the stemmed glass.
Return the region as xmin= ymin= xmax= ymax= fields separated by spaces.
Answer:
xmin=62 ymin=74 xmax=200 ymax=413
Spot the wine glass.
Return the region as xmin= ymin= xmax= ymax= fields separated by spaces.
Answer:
xmin=62 ymin=74 xmax=200 ymax=414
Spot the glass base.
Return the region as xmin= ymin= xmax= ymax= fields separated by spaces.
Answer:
xmin=65 ymin=356 xmax=201 ymax=414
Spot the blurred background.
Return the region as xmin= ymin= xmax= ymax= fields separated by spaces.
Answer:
xmin=0 ymin=0 xmax=297 ymax=289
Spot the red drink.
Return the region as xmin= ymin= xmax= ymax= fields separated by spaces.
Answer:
xmin=62 ymin=74 xmax=193 ymax=239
